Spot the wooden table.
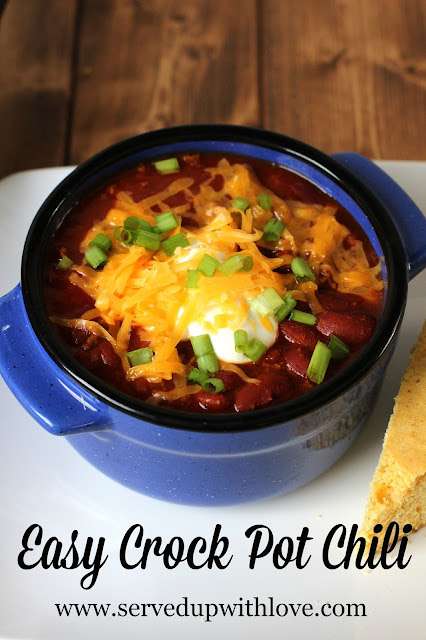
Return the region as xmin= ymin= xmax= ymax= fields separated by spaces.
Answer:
xmin=1 ymin=0 xmax=425 ymax=178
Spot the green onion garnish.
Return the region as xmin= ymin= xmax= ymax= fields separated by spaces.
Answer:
xmin=154 ymin=158 xmax=180 ymax=174
xmin=57 ymin=255 xmax=73 ymax=270
xmin=187 ymin=368 xmax=210 ymax=385
xmin=127 ymin=347 xmax=154 ymax=367
xmin=133 ymin=229 xmax=161 ymax=251
xmin=307 ymin=342 xmax=332 ymax=384
xmin=218 ymin=254 xmax=253 ymax=276
xmin=275 ymin=292 xmax=297 ymax=321
xmin=257 ymin=194 xmax=271 ymax=209
xmin=154 ymin=210 xmax=179 ymax=233
xmin=201 ymin=378 xmax=225 ymax=394
xmin=289 ymin=309 xmax=317 ymax=325
xmin=232 ymin=197 xmax=250 ymax=212
xmin=114 ymin=226 xmax=133 ymax=245
xmin=190 ymin=334 xmax=220 ymax=373
xmin=161 ymin=231 xmax=190 ymax=256
xmin=249 ymin=287 xmax=283 ymax=317
xmin=190 ymin=334 xmax=214 ymax=357
xmin=234 ymin=329 xmax=249 ymax=353
xmin=328 ymin=334 xmax=350 ymax=360
xmin=198 ymin=253 xmax=219 ymax=277
xmin=124 ymin=216 xmax=153 ymax=232
xmin=89 ymin=233 xmax=112 ymax=253
xmin=244 ymin=338 xmax=268 ymax=362
xmin=197 ymin=353 xmax=220 ymax=374
xmin=291 ymin=257 xmax=316 ymax=282
xmin=262 ymin=219 xmax=285 ymax=242
xmin=185 ymin=269 xmax=199 ymax=288
xmin=85 ymin=245 xmax=109 ymax=269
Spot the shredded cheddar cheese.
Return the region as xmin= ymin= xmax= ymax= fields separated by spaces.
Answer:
xmin=51 ymin=157 xmax=384 ymax=401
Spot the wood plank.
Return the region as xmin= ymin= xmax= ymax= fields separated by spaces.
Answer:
xmin=261 ymin=0 xmax=426 ymax=159
xmin=69 ymin=0 xmax=259 ymax=164
xmin=0 ymin=0 xmax=77 ymax=177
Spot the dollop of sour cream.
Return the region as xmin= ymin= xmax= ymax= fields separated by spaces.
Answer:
xmin=183 ymin=303 xmax=278 ymax=364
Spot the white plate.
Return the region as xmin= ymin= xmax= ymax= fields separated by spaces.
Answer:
xmin=0 ymin=163 xmax=425 ymax=640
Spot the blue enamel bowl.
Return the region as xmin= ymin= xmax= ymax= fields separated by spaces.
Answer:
xmin=0 ymin=125 xmax=425 ymax=505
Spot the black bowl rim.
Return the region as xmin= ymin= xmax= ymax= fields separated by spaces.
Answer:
xmin=21 ymin=124 xmax=408 ymax=433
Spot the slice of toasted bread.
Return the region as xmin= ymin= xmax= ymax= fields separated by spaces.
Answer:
xmin=361 ymin=321 xmax=426 ymax=549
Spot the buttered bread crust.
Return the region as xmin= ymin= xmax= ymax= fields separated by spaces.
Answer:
xmin=361 ymin=321 xmax=426 ymax=548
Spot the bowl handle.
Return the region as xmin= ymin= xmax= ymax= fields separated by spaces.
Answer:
xmin=0 ymin=285 xmax=111 ymax=435
xmin=332 ymin=152 xmax=426 ymax=280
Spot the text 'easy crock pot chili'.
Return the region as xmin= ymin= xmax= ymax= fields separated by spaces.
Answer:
xmin=44 ymin=153 xmax=384 ymax=413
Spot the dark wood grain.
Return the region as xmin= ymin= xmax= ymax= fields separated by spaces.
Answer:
xmin=68 ymin=0 xmax=259 ymax=164
xmin=260 ymin=0 xmax=426 ymax=159
xmin=0 ymin=0 xmax=424 ymax=176
xmin=0 ymin=0 xmax=78 ymax=177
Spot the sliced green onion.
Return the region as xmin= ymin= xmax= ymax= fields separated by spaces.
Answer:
xmin=262 ymin=218 xmax=285 ymax=242
xmin=161 ymin=231 xmax=190 ymax=256
xmin=185 ymin=269 xmax=199 ymax=288
xmin=249 ymin=287 xmax=283 ymax=317
xmin=187 ymin=368 xmax=210 ymax=385
xmin=127 ymin=347 xmax=154 ymax=367
xmin=133 ymin=229 xmax=161 ymax=251
xmin=190 ymin=334 xmax=214 ymax=357
xmin=289 ymin=309 xmax=317 ymax=325
xmin=307 ymin=341 xmax=332 ymax=384
xmin=85 ymin=245 xmax=109 ymax=269
xmin=197 ymin=353 xmax=220 ymax=374
xmin=124 ymin=216 xmax=153 ymax=232
xmin=154 ymin=157 xmax=180 ymax=174
xmin=234 ymin=329 xmax=249 ymax=353
xmin=257 ymin=194 xmax=271 ymax=209
xmin=232 ymin=197 xmax=250 ymax=212
xmin=201 ymin=377 xmax=225 ymax=394
xmin=57 ymin=255 xmax=73 ymax=270
xmin=198 ymin=253 xmax=219 ymax=277
xmin=244 ymin=338 xmax=267 ymax=362
xmin=89 ymin=233 xmax=112 ymax=252
xmin=275 ymin=292 xmax=297 ymax=321
xmin=154 ymin=210 xmax=179 ymax=233
xmin=328 ymin=334 xmax=350 ymax=360
xmin=114 ymin=226 xmax=134 ymax=245
xmin=291 ymin=257 xmax=316 ymax=282
xmin=218 ymin=254 xmax=253 ymax=276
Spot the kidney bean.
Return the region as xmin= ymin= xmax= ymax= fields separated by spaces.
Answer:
xmin=177 ymin=339 xmax=195 ymax=364
xmin=283 ymin=345 xmax=312 ymax=377
xmin=258 ymin=246 xmax=285 ymax=259
xmin=71 ymin=326 xmax=93 ymax=347
xmin=259 ymin=372 xmax=294 ymax=401
xmin=264 ymin=345 xmax=286 ymax=365
xmin=76 ymin=339 xmax=121 ymax=374
xmin=316 ymin=290 xmax=364 ymax=313
xmin=318 ymin=268 xmax=338 ymax=290
xmin=126 ymin=328 xmax=150 ymax=352
xmin=279 ymin=320 xmax=320 ymax=352
xmin=216 ymin=370 xmax=243 ymax=391
xmin=132 ymin=377 xmax=151 ymax=398
xmin=295 ymin=300 xmax=311 ymax=313
xmin=343 ymin=233 xmax=358 ymax=250
xmin=182 ymin=153 xmax=201 ymax=167
xmin=234 ymin=383 xmax=273 ymax=413
xmin=316 ymin=311 xmax=376 ymax=346
xmin=180 ymin=216 xmax=199 ymax=228
xmin=197 ymin=391 xmax=231 ymax=412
